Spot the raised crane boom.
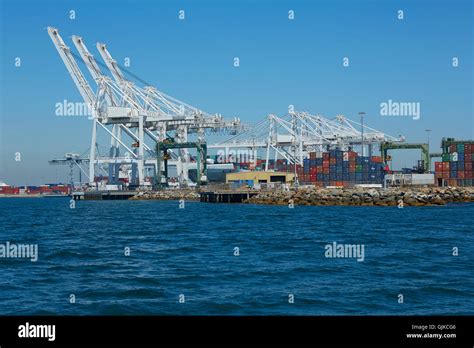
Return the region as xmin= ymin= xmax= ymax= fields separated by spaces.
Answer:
xmin=72 ymin=36 xmax=103 ymax=81
xmin=72 ymin=35 xmax=118 ymax=107
xmin=96 ymin=42 xmax=127 ymax=83
xmin=47 ymin=27 xmax=96 ymax=109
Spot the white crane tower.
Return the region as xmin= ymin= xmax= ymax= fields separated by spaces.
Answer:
xmin=47 ymin=27 xmax=242 ymax=188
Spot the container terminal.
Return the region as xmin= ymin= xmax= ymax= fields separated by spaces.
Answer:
xmin=1 ymin=28 xmax=472 ymax=200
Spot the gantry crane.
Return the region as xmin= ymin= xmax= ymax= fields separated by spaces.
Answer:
xmin=380 ymin=142 xmax=430 ymax=173
xmin=47 ymin=27 xmax=242 ymax=188
xmin=210 ymin=111 xmax=402 ymax=169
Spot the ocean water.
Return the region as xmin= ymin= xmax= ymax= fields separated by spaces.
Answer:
xmin=0 ymin=198 xmax=473 ymax=315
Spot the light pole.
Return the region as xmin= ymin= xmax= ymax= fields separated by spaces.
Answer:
xmin=358 ymin=112 xmax=366 ymax=156
xmin=425 ymin=129 xmax=431 ymax=172
xmin=425 ymin=129 xmax=431 ymax=147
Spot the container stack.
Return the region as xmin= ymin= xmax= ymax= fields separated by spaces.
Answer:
xmin=297 ymin=150 xmax=384 ymax=187
xmin=435 ymin=143 xmax=473 ymax=186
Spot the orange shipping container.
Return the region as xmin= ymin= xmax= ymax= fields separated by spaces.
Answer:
xmin=371 ymin=156 xmax=383 ymax=163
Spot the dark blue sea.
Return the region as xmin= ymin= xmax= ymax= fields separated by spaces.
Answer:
xmin=0 ymin=198 xmax=473 ymax=315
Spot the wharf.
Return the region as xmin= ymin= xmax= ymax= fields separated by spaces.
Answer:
xmin=200 ymin=191 xmax=259 ymax=203
xmin=72 ymin=191 xmax=137 ymax=200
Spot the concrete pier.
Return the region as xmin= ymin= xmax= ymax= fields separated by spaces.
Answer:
xmin=200 ymin=191 xmax=259 ymax=203
xmin=72 ymin=191 xmax=137 ymax=200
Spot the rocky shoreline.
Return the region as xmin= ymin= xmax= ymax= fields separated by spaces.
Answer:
xmin=245 ymin=187 xmax=474 ymax=206
xmin=130 ymin=189 xmax=200 ymax=201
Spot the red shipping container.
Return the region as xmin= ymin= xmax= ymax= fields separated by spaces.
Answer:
xmin=310 ymin=174 xmax=316 ymax=182
xmin=450 ymin=144 xmax=456 ymax=153
xmin=0 ymin=187 xmax=16 ymax=194
xmin=323 ymin=153 xmax=330 ymax=160
xmin=465 ymin=162 xmax=473 ymax=170
xmin=442 ymin=162 xmax=450 ymax=171
xmin=348 ymin=151 xmax=358 ymax=158
xmin=316 ymin=166 xmax=323 ymax=172
xmin=435 ymin=162 xmax=443 ymax=171
xmin=323 ymin=167 xmax=330 ymax=174
xmin=464 ymin=144 xmax=471 ymax=152
xmin=323 ymin=161 xmax=329 ymax=168
xmin=464 ymin=153 xmax=471 ymax=162
xmin=467 ymin=171 xmax=473 ymax=179
xmin=349 ymin=164 xmax=356 ymax=172
xmin=335 ymin=181 xmax=344 ymax=187
xmin=458 ymin=171 xmax=465 ymax=179
xmin=309 ymin=152 xmax=316 ymax=159
xmin=310 ymin=167 xmax=317 ymax=175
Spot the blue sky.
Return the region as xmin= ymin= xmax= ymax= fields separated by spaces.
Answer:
xmin=0 ymin=0 xmax=472 ymax=185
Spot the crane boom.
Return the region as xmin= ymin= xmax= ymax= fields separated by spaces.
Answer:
xmin=96 ymin=42 xmax=184 ymax=115
xmin=72 ymin=35 xmax=105 ymax=82
xmin=47 ymin=27 xmax=96 ymax=108
xmin=72 ymin=35 xmax=118 ymax=107
xmin=96 ymin=42 xmax=127 ymax=83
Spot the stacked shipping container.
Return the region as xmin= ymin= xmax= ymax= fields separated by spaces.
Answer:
xmin=297 ymin=150 xmax=384 ymax=187
xmin=0 ymin=184 xmax=69 ymax=195
xmin=257 ymin=151 xmax=385 ymax=187
xmin=435 ymin=143 xmax=474 ymax=186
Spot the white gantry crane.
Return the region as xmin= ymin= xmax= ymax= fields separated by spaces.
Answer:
xmin=48 ymin=27 xmax=242 ymax=188
xmin=210 ymin=111 xmax=402 ymax=170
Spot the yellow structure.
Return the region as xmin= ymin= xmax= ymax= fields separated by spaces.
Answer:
xmin=226 ymin=171 xmax=295 ymax=184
